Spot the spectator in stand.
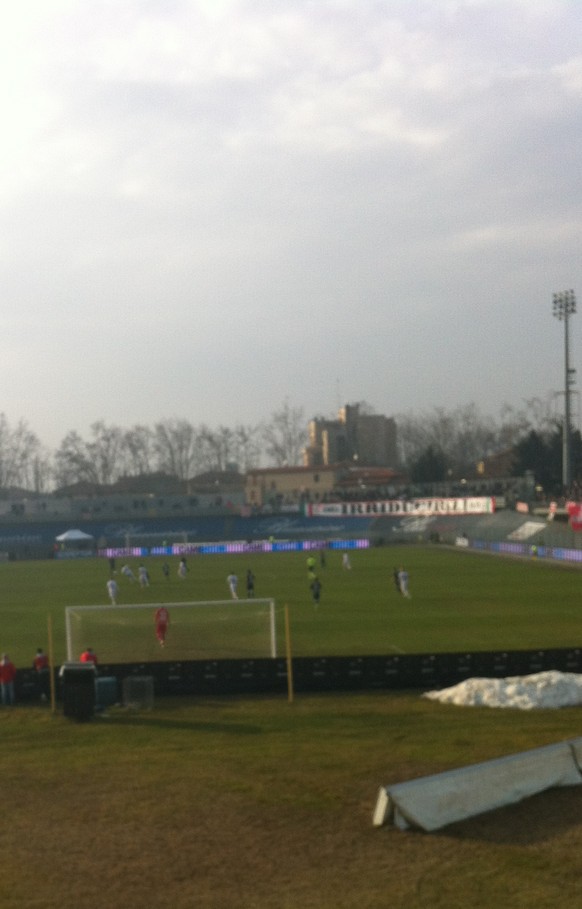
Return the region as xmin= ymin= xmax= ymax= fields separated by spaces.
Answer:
xmin=0 ymin=654 xmax=16 ymax=705
xmin=33 ymin=647 xmax=50 ymax=701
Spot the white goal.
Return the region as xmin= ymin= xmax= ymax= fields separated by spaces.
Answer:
xmin=65 ymin=599 xmax=278 ymax=664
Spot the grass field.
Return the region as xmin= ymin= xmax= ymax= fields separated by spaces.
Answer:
xmin=2 ymin=544 xmax=582 ymax=665
xmin=3 ymin=545 xmax=582 ymax=907
xmin=4 ymin=693 xmax=582 ymax=908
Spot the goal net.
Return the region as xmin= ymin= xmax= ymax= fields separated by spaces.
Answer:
xmin=65 ymin=599 xmax=279 ymax=664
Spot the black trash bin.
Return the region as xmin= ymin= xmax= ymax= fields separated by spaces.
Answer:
xmin=60 ymin=662 xmax=96 ymax=721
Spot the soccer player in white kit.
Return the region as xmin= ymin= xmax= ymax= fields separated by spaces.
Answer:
xmin=107 ymin=578 xmax=118 ymax=605
xmin=398 ymin=567 xmax=411 ymax=598
xmin=227 ymin=572 xmax=239 ymax=599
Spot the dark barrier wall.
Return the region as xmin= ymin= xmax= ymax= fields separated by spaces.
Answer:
xmin=14 ymin=647 xmax=582 ymax=703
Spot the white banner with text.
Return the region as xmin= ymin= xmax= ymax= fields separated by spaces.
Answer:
xmin=307 ymin=497 xmax=495 ymax=517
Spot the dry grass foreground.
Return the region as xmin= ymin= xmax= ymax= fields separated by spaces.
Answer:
xmin=2 ymin=691 xmax=582 ymax=909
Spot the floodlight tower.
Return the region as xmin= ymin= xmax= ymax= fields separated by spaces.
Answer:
xmin=552 ymin=289 xmax=577 ymax=492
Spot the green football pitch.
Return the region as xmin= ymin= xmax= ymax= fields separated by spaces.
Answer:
xmin=4 ymin=546 xmax=582 ymax=908
xmin=1 ymin=545 xmax=581 ymax=666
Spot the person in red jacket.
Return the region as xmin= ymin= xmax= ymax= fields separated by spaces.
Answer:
xmin=0 ymin=654 xmax=16 ymax=706
xmin=155 ymin=606 xmax=170 ymax=647
xmin=79 ymin=647 xmax=98 ymax=665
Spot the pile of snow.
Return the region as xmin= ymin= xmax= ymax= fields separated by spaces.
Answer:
xmin=423 ymin=670 xmax=582 ymax=710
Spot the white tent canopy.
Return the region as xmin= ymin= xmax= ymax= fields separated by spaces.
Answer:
xmin=55 ymin=529 xmax=94 ymax=543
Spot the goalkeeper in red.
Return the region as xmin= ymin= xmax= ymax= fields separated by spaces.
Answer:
xmin=155 ymin=606 xmax=170 ymax=647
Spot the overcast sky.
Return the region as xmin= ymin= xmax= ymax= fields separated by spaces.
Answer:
xmin=2 ymin=0 xmax=581 ymax=451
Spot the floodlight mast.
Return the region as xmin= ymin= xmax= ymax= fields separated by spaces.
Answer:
xmin=552 ymin=289 xmax=577 ymax=492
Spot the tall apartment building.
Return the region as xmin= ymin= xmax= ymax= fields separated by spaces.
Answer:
xmin=304 ymin=403 xmax=397 ymax=468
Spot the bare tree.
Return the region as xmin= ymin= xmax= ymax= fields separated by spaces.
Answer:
xmin=198 ymin=425 xmax=234 ymax=472
xmin=27 ymin=449 xmax=54 ymax=494
xmin=195 ymin=424 xmax=260 ymax=473
xmin=54 ymin=423 xmax=126 ymax=488
xmin=397 ymin=403 xmax=517 ymax=476
xmin=396 ymin=412 xmax=434 ymax=470
xmin=0 ymin=416 xmax=46 ymax=490
xmin=497 ymin=398 xmax=556 ymax=449
xmin=122 ymin=424 xmax=156 ymax=476
xmin=86 ymin=421 xmax=124 ymax=486
xmin=261 ymin=401 xmax=307 ymax=466
xmin=451 ymin=404 xmax=498 ymax=473
xmin=54 ymin=431 xmax=98 ymax=487
xmin=232 ymin=424 xmax=261 ymax=472
xmin=153 ymin=419 xmax=199 ymax=480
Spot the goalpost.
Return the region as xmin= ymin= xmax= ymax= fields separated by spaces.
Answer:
xmin=65 ymin=599 xmax=278 ymax=664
